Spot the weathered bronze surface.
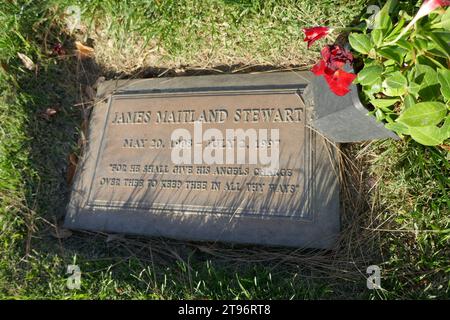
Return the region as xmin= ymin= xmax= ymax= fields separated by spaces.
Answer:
xmin=89 ymin=92 xmax=311 ymax=219
xmin=65 ymin=72 xmax=340 ymax=248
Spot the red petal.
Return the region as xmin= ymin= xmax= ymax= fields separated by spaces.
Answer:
xmin=329 ymin=59 xmax=346 ymax=70
xmin=418 ymin=0 xmax=450 ymax=20
xmin=321 ymin=45 xmax=331 ymax=60
xmin=306 ymin=36 xmax=319 ymax=48
xmin=335 ymin=69 xmax=357 ymax=86
xmin=311 ymin=60 xmax=326 ymax=75
xmin=324 ymin=69 xmax=357 ymax=96
xmin=303 ymin=27 xmax=330 ymax=48
xmin=318 ymin=44 xmax=354 ymax=73
xmin=303 ymin=27 xmax=329 ymax=39
xmin=323 ymin=65 xmax=336 ymax=76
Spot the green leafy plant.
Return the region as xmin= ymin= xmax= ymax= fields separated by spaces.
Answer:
xmin=349 ymin=0 xmax=450 ymax=147
xmin=304 ymin=0 xmax=450 ymax=147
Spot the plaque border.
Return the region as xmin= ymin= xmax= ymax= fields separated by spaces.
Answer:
xmin=85 ymin=90 xmax=314 ymax=222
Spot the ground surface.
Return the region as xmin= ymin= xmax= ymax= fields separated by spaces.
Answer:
xmin=0 ymin=0 xmax=448 ymax=299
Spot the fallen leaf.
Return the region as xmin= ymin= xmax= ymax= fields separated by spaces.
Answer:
xmin=67 ymin=153 xmax=78 ymax=185
xmin=51 ymin=227 xmax=72 ymax=239
xmin=93 ymin=76 xmax=106 ymax=89
xmin=115 ymin=287 xmax=124 ymax=294
xmin=46 ymin=107 xmax=58 ymax=116
xmin=1 ymin=61 xmax=9 ymax=73
xmin=440 ymin=144 xmax=450 ymax=151
xmin=75 ymin=41 xmax=94 ymax=59
xmin=85 ymin=85 xmax=95 ymax=100
xmin=17 ymin=52 xmax=35 ymax=70
xmin=69 ymin=153 xmax=78 ymax=166
xmin=39 ymin=107 xmax=59 ymax=120
xmin=81 ymin=117 xmax=89 ymax=135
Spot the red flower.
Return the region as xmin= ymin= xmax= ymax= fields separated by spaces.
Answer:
xmin=417 ymin=0 xmax=450 ymax=19
xmin=324 ymin=69 xmax=357 ymax=96
xmin=303 ymin=27 xmax=331 ymax=48
xmin=311 ymin=44 xmax=356 ymax=96
xmin=52 ymin=43 xmax=65 ymax=56
xmin=387 ymin=0 xmax=450 ymax=44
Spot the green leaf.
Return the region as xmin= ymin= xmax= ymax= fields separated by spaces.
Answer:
xmin=434 ymin=31 xmax=450 ymax=43
xmin=427 ymin=33 xmax=450 ymax=58
xmin=431 ymin=7 xmax=450 ymax=30
xmin=427 ymin=48 xmax=450 ymax=59
xmin=349 ymin=33 xmax=372 ymax=54
xmin=383 ymin=64 xmax=401 ymax=76
xmin=410 ymin=126 xmax=445 ymax=146
xmin=370 ymin=98 xmax=399 ymax=110
xmin=404 ymin=94 xmax=416 ymax=109
xmin=385 ymin=122 xmax=410 ymax=135
xmin=363 ymin=79 xmax=382 ymax=97
xmin=381 ymin=0 xmax=397 ymax=16
xmin=377 ymin=47 xmax=405 ymax=64
xmin=374 ymin=0 xmax=395 ymax=32
xmin=407 ymin=82 xmax=421 ymax=97
xmin=396 ymin=39 xmax=413 ymax=51
xmin=384 ymin=16 xmax=405 ymax=42
xmin=373 ymin=11 xmax=392 ymax=32
xmin=412 ymin=38 xmax=429 ymax=52
xmin=442 ymin=116 xmax=450 ymax=140
xmin=414 ymin=64 xmax=440 ymax=100
xmin=382 ymin=87 xmax=405 ymax=97
xmin=357 ymin=64 xmax=383 ymax=85
xmin=437 ymin=68 xmax=450 ymax=100
xmin=371 ymin=29 xmax=383 ymax=47
xmin=383 ymin=58 xmax=396 ymax=67
xmin=375 ymin=108 xmax=386 ymax=121
xmin=441 ymin=116 xmax=450 ymax=140
xmin=385 ymin=71 xmax=407 ymax=88
xmin=433 ymin=31 xmax=450 ymax=43
xmin=397 ymin=102 xmax=447 ymax=127
xmin=417 ymin=54 xmax=447 ymax=69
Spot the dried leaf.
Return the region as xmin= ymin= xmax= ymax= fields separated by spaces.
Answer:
xmin=1 ymin=61 xmax=9 ymax=73
xmin=51 ymin=227 xmax=72 ymax=239
xmin=174 ymin=67 xmax=186 ymax=74
xmin=46 ymin=107 xmax=58 ymax=116
xmin=81 ymin=118 xmax=89 ymax=136
xmin=93 ymin=76 xmax=106 ymax=89
xmin=77 ymin=136 xmax=87 ymax=149
xmin=69 ymin=153 xmax=78 ymax=166
xmin=39 ymin=107 xmax=59 ymax=120
xmin=17 ymin=52 xmax=35 ymax=70
xmin=67 ymin=153 xmax=78 ymax=185
xmin=75 ymin=41 xmax=94 ymax=58
xmin=440 ymin=144 xmax=450 ymax=151
xmin=115 ymin=287 xmax=124 ymax=294
xmin=85 ymin=85 xmax=95 ymax=100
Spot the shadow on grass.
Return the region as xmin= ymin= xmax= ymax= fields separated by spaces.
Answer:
xmin=18 ymin=58 xmax=383 ymax=299
xmin=2 ymin=0 xmax=446 ymax=300
xmin=8 ymin=8 xmax=389 ymax=300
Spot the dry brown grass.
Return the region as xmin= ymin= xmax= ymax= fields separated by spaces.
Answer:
xmin=52 ymin=42 xmax=386 ymax=295
xmin=62 ymin=73 xmax=385 ymax=295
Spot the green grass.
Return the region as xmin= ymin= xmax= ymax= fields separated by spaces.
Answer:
xmin=80 ymin=0 xmax=366 ymax=71
xmin=367 ymin=140 xmax=449 ymax=299
xmin=0 ymin=0 xmax=448 ymax=299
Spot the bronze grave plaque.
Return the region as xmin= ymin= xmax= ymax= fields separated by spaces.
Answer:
xmin=65 ymin=72 xmax=340 ymax=248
